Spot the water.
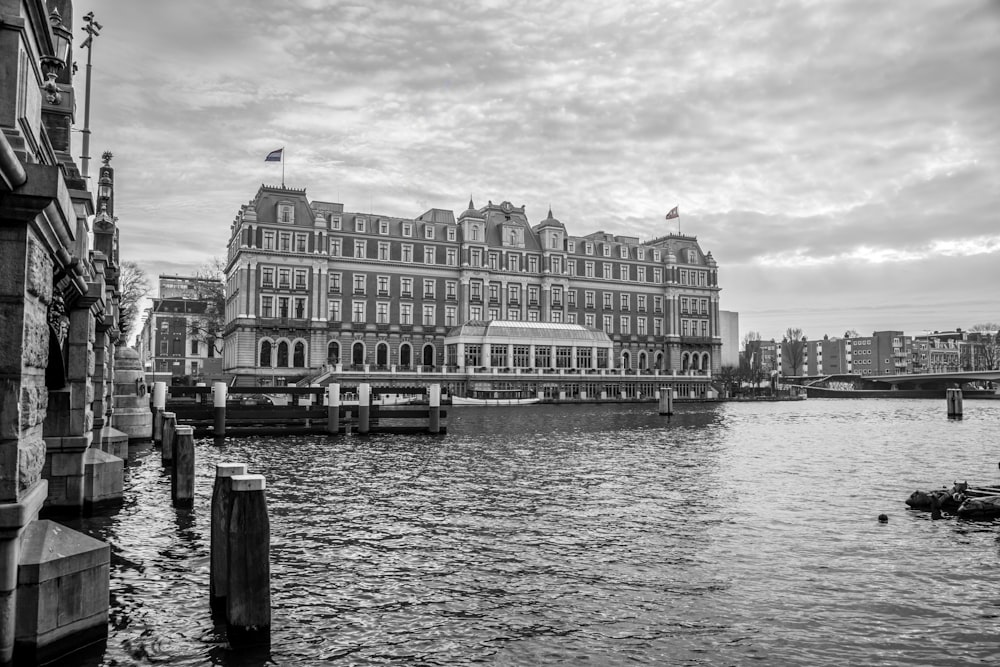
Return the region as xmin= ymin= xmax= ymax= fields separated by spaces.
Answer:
xmin=70 ymin=399 xmax=1000 ymax=666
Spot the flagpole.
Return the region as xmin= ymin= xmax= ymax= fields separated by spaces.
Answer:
xmin=282 ymin=148 xmax=285 ymax=188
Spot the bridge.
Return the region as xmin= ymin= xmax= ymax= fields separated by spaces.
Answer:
xmin=792 ymin=370 xmax=1000 ymax=391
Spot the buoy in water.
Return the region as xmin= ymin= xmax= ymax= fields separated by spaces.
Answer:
xmin=878 ymin=514 xmax=888 ymax=523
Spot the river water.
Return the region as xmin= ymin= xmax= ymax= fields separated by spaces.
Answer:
xmin=70 ymin=398 xmax=1000 ymax=666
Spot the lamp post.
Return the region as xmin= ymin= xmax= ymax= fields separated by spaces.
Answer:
xmin=79 ymin=11 xmax=102 ymax=180
xmin=40 ymin=9 xmax=71 ymax=104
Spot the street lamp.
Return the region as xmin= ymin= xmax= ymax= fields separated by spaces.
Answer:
xmin=40 ymin=9 xmax=71 ymax=104
xmin=79 ymin=11 xmax=103 ymax=180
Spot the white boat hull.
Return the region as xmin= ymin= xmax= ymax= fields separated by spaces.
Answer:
xmin=451 ymin=396 xmax=541 ymax=406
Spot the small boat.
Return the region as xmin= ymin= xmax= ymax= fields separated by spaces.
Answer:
xmin=957 ymin=495 xmax=1000 ymax=520
xmin=451 ymin=396 xmax=541 ymax=406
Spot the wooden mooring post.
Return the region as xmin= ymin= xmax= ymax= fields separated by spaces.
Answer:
xmin=227 ymin=473 xmax=270 ymax=647
xmin=171 ymin=425 xmax=195 ymax=507
xmin=211 ymin=462 xmax=247 ymax=614
xmin=658 ymin=389 xmax=674 ymax=416
xmin=161 ymin=412 xmax=177 ymax=467
xmin=213 ymin=381 xmax=227 ymax=439
xmin=429 ymin=383 xmax=441 ymax=434
xmin=152 ymin=381 xmax=167 ymax=445
xmin=326 ymin=383 xmax=340 ymax=435
xmin=947 ymin=388 xmax=963 ymax=419
xmin=358 ymin=383 xmax=371 ymax=435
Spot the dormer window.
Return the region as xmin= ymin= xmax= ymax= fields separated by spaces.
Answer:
xmin=602 ymin=245 xmax=611 ymax=257
xmin=331 ymin=216 xmax=342 ymax=230
xmin=447 ymin=227 xmax=456 ymax=241
xmin=355 ymin=217 xmax=367 ymax=233
xmin=619 ymin=246 xmax=628 ymax=259
xmin=402 ymin=223 xmax=412 ymax=237
xmin=424 ymin=226 xmax=435 ymax=240
xmin=278 ymin=204 xmax=294 ymax=223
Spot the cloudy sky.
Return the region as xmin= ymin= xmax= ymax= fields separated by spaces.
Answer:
xmin=79 ymin=0 xmax=999 ymax=342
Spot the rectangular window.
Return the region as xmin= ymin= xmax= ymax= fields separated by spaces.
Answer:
xmin=402 ymin=223 xmax=412 ymax=237
xmin=567 ymin=260 xmax=576 ymax=276
xmin=528 ymin=310 xmax=539 ymax=322
xmin=423 ymin=305 xmax=435 ymax=326
xmin=567 ymin=241 xmax=576 ymax=253
xmin=328 ymin=300 xmax=341 ymax=321
xmin=602 ymin=245 xmax=611 ymax=257
xmin=331 ymin=216 xmax=342 ymax=230
xmin=329 ymin=273 xmax=341 ymax=293
xmin=552 ymin=286 xmax=562 ymax=306
xmin=620 ymin=246 xmax=628 ymax=259
xmin=654 ymin=318 xmax=662 ymax=335
xmin=509 ymin=254 xmax=519 ymax=272
xmin=191 ymin=339 xmax=199 ymax=354
xmin=447 ymin=227 xmax=456 ymax=241
xmin=508 ymin=284 xmax=520 ymax=304
xmin=551 ymin=256 xmax=561 ymax=274
xmin=352 ymin=301 xmax=365 ymax=323
xmin=471 ymin=248 xmax=481 ymax=266
xmin=620 ymin=294 xmax=629 ymax=311
xmin=508 ymin=308 xmax=520 ymax=320
xmin=603 ymin=293 xmax=612 ymax=309
xmin=603 ymin=264 xmax=612 ymax=280
xmin=279 ymin=233 xmax=291 ymax=251
xmin=278 ymin=269 xmax=290 ymax=289
xmin=637 ymin=267 xmax=646 ymax=283
xmin=528 ymin=256 xmax=538 ymax=273
xmin=585 ymin=313 xmax=595 ymax=327
xmin=620 ymin=264 xmax=629 ymax=281
xmin=424 ymin=225 xmax=434 ymax=239
xmin=585 ymin=262 xmax=594 ymax=278
xmin=445 ymin=306 xmax=457 ymax=326
xmin=378 ymin=242 xmax=390 ymax=260
xmin=654 ymin=296 xmax=662 ymax=312
xmin=424 ymin=247 xmax=435 ymax=264
xmin=278 ymin=297 xmax=289 ymax=318
xmin=489 ymin=252 xmax=499 ymax=270
xmin=637 ymin=295 xmax=646 ymax=312
xmin=353 ymin=274 xmax=366 ymax=294
xmin=447 ymin=248 xmax=457 ymax=266
xmin=568 ymin=290 xmax=576 ymax=307
xmin=638 ymin=318 xmax=647 ymax=335
xmin=681 ymin=297 xmax=689 ymax=314
xmin=603 ymin=314 xmax=613 ymax=332
xmin=424 ymin=279 xmax=436 ymax=299
xmin=653 ymin=268 xmax=662 ymax=283
xmin=446 ymin=281 xmax=457 ymax=300
xmin=528 ymin=286 xmax=539 ymax=305
xmin=294 ymin=297 xmax=306 ymax=318
xmin=585 ymin=291 xmax=595 ymax=308
xmin=552 ymin=311 xmax=563 ymax=323
xmin=263 ymin=231 xmax=275 ymax=250
xmin=354 ymin=240 xmax=366 ymax=258
xmin=329 ymin=239 xmax=341 ymax=256
xmin=620 ymin=316 xmax=630 ymax=334
xmin=471 ymin=282 xmax=482 ymax=301
xmin=377 ymin=275 xmax=390 ymax=296
xmin=355 ymin=218 xmax=366 ymax=233
xmin=294 ymin=269 xmax=307 ymax=289
xmin=379 ymin=220 xmax=389 ymax=235
xmin=402 ymin=244 xmax=413 ymax=262
xmin=585 ymin=242 xmax=593 ymax=256
xmin=401 ymin=277 xmax=413 ymax=297
xmin=401 ymin=303 xmax=412 ymax=324
xmin=261 ymin=267 xmax=274 ymax=288
xmin=376 ymin=302 xmax=389 ymax=324
xmin=470 ymin=305 xmax=482 ymax=320
xmin=489 ymin=283 xmax=499 ymax=302
xmin=295 ymin=234 xmax=308 ymax=252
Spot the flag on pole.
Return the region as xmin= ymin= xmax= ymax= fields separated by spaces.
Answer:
xmin=665 ymin=206 xmax=679 ymax=220
xmin=265 ymin=148 xmax=283 ymax=162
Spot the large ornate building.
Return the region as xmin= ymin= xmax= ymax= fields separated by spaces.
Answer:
xmin=223 ymin=184 xmax=722 ymax=386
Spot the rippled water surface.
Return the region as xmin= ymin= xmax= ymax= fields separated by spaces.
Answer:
xmin=72 ymin=399 xmax=1000 ymax=666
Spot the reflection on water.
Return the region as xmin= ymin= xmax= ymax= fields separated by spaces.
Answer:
xmin=67 ymin=399 xmax=1000 ymax=666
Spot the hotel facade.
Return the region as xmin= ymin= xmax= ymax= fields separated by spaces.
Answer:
xmin=222 ymin=184 xmax=722 ymax=392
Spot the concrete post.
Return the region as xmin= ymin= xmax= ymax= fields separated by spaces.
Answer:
xmin=152 ymin=382 xmax=167 ymax=445
xmin=428 ymin=384 xmax=441 ymax=434
xmin=211 ymin=462 xmax=247 ymax=614
xmin=326 ymin=384 xmax=340 ymax=435
xmin=213 ymin=382 xmax=227 ymax=438
xmin=227 ymin=474 xmax=270 ymax=647
xmin=358 ymin=383 xmax=370 ymax=434
xmin=171 ymin=426 xmax=195 ymax=507
xmin=161 ymin=412 xmax=177 ymax=467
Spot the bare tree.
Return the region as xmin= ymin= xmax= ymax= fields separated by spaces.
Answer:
xmin=782 ymin=327 xmax=807 ymax=377
xmin=968 ymin=323 xmax=1000 ymax=370
xmin=717 ymin=364 xmax=739 ymax=398
xmin=118 ymin=261 xmax=151 ymax=345
xmin=187 ymin=257 xmax=226 ymax=355
xmin=844 ymin=329 xmax=860 ymax=339
xmin=741 ymin=331 xmax=765 ymax=394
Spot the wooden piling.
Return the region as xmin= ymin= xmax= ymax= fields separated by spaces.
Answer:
xmin=358 ymin=383 xmax=370 ymax=435
xmin=152 ymin=381 xmax=167 ymax=445
xmin=161 ymin=412 xmax=176 ymax=467
xmin=171 ymin=425 xmax=195 ymax=507
xmin=211 ymin=462 xmax=247 ymax=614
xmin=213 ymin=381 xmax=227 ymax=438
xmin=326 ymin=383 xmax=340 ymax=435
xmin=428 ymin=384 xmax=441 ymax=434
xmin=659 ymin=389 xmax=674 ymax=416
xmin=947 ymin=388 xmax=963 ymax=419
xmin=227 ymin=473 xmax=270 ymax=647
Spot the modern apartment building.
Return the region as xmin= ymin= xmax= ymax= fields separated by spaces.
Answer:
xmin=222 ymin=184 xmax=723 ymax=385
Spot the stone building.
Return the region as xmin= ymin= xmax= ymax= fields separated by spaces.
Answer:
xmin=222 ymin=185 xmax=722 ymax=385
xmin=1 ymin=0 xmax=124 ymax=662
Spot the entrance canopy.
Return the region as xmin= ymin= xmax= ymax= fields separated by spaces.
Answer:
xmin=445 ymin=320 xmax=612 ymax=346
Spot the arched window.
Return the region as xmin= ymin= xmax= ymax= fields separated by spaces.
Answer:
xmin=277 ymin=341 xmax=289 ymax=367
xmin=621 ymin=351 xmax=631 ymax=370
xmin=376 ymin=343 xmax=388 ymax=367
xmin=681 ymin=353 xmax=690 ymax=371
xmin=293 ymin=341 xmax=305 ymax=367
xmin=655 ymin=351 xmax=664 ymax=371
xmin=638 ymin=351 xmax=647 ymax=371
xmin=422 ymin=344 xmax=435 ymax=367
xmin=259 ymin=340 xmax=272 ymax=367
xmin=327 ymin=341 xmax=340 ymax=365
xmin=400 ymin=344 xmax=412 ymax=368
xmin=352 ymin=342 xmax=365 ymax=366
